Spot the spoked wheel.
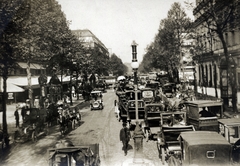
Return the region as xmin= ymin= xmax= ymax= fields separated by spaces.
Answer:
xmin=44 ymin=127 xmax=49 ymax=136
xmin=161 ymin=145 xmax=166 ymax=165
xmin=31 ymin=131 xmax=37 ymax=142
xmin=144 ymin=128 xmax=150 ymax=142
xmin=1 ymin=139 xmax=5 ymax=149
xmin=60 ymin=126 xmax=65 ymax=136
xmin=77 ymin=113 xmax=81 ymax=121
xmin=168 ymin=156 xmax=181 ymax=166
xmin=72 ymin=120 xmax=75 ymax=130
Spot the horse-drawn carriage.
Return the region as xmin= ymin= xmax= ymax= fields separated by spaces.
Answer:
xmin=57 ymin=101 xmax=81 ymax=135
xmin=14 ymin=108 xmax=49 ymax=143
xmin=48 ymin=140 xmax=100 ymax=166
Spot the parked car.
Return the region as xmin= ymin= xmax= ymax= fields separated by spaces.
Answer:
xmin=218 ymin=118 xmax=240 ymax=163
xmin=48 ymin=140 xmax=100 ymax=166
xmin=156 ymin=125 xmax=195 ymax=165
xmin=183 ymin=99 xmax=223 ymax=131
xmin=176 ymin=131 xmax=232 ymax=166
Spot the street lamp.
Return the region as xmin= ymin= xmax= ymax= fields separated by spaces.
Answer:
xmin=131 ymin=40 xmax=139 ymax=121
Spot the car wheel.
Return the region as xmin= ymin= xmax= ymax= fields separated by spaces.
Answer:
xmin=161 ymin=146 xmax=165 ymax=165
xmin=32 ymin=131 xmax=37 ymax=142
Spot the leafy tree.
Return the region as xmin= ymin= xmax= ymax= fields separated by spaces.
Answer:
xmin=0 ymin=0 xmax=29 ymax=135
xmin=90 ymin=47 xmax=109 ymax=75
xmin=0 ymin=0 xmax=82 ymax=133
xmin=12 ymin=0 xmax=80 ymax=106
xmin=109 ymin=53 xmax=128 ymax=76
xmin=141 ymin=2 xmax=192 ymax=78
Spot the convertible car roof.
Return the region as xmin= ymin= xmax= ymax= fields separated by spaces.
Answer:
xmin=183 ymin=100 xmax=222 ymax=107
xmin=179 ymin=131 xmax=230 ymax=146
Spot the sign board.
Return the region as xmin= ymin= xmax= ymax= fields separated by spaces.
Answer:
xmin=8 ymin=93 xmax=14 ymax=99
xmin=142 ymin=91 xmax=154 ymax=98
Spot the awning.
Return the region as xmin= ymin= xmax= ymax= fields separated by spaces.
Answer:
xmin=0 ymin=82 xmax=25 ymax=92
xmin=7 ymin=75 xmax=70 ymax=88
xmin=17 ymin=62 xmax=45 ymax=69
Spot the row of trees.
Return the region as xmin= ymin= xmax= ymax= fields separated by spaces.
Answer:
xmin=139 ymin=3 xmax=192 ymax=83
xmin=139 ymin=0 xmax=240 ymax=112
xmin=0 ymin=0 xmax=126 ymax=134
xmin=139 ymin=2 xmax=192 ymax=82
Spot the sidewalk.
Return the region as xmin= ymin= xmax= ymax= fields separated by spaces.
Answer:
xmin=197 ymin=86 xmax=240 ymax=104
xmin=0 ymin=95 xmax=85 ymax=138
xmin=197 ymin=86 xmax=240 ymax=118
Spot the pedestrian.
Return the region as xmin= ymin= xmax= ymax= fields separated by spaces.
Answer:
xmin=119 ymin=122 xmax=131 ymax=156
xmin=34 ymin=96 xmax=40 ymax=109
xmin=14 ymin=106 xmax=20 ymax=128
xmin=132 ymin=122 xmax=145 ymax=152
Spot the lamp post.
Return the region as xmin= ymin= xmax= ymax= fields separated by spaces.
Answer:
xmin=131 ymin=40 xmax=139 ymax=121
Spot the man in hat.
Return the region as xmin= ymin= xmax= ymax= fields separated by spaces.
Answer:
xmin=119 ymin=122 xmax=131 ymax=156
xmin=14 ymin=106 xmax=20 ymax=128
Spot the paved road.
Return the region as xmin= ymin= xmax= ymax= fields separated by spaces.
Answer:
xmin=0 ymin=89 xmax=162 ymax=166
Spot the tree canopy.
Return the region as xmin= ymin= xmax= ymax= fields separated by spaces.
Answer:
xmin=139 ymin=2 xmax=192 ymax=74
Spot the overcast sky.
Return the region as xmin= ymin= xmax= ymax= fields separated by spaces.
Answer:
xmin=56 ymin=0 xmax=195 ymax=63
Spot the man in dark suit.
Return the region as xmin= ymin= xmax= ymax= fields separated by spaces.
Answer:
xmin=119 ymin=122 xmax=131 ymax=156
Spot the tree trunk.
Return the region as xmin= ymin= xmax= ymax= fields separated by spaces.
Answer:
xmin=2 ymin=76 xmax=8 ymax=135
xmin=27 ymin=60 xmax=33 ymax=108
xmin=214 ymin=71 xmax=218 ymax=98
xmin=218 ymin=32 xmax=237 ymax=112
xmin=76 ymin=71 xmax=79 ymax=100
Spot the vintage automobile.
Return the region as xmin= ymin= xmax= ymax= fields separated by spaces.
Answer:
xmin=145 ymin=81 xmax=160 ymax=95
xmin=48 ymin=140 xmax=100 ymax=166
xmin=127 ymin=98 xmax=145 ymax=123
xmin=143 ymin=109 xmax=195 ymax=164
xmin=14 ymin=108 xmax=49 ymax=143
xmin=156 ymin=125 xmax=195 ymax=165
xmin=183 ymin=100 xmax=223 ymax=131
xmin=218 ymin=118 xmax=240 ymax=162
xmin=94 ymin=79 xmax=106 ymax=92
xmin=115 ymin=90 xmax=143 ymax=122
xmin=174 ymin=131 xmax=232 ymax=166
xmin=143 ymin=103 xmax=165 ymax=138
xmin=90 ymin=91 xmax=104 ymax=110
xmin=162 ymin=83 xmax=176 ymax=98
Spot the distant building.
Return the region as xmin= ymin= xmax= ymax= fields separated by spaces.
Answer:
xmin=72 ymin=29 xmax=109 ymax=56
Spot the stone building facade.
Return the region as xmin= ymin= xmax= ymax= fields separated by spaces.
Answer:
xmin=193 ymin=0 xmax=240 ymax=97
